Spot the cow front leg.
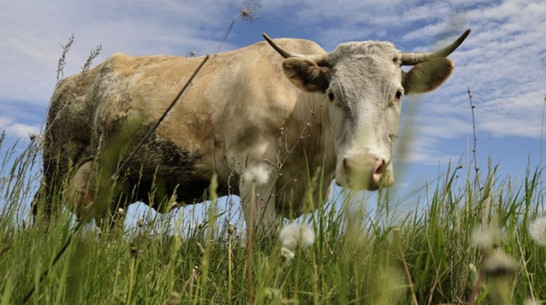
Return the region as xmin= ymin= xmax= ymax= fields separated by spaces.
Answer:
xmin=239 ymin=164 xmax=280 ymax=239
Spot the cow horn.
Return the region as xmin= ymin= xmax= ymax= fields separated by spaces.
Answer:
xmin=262 ymin=33 xmax=330 ymax=66
xmin=400 ymin=28 xmax=471 ymax=66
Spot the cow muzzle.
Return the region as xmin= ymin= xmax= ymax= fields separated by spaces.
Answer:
xmin=335 ymin=154 xmax=394 ymax=190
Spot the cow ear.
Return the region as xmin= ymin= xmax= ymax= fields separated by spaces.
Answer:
xmin=403 ymin=58 xmax=454 ymax=94
xmin=282 ymin=58 xmax=329 ymax=92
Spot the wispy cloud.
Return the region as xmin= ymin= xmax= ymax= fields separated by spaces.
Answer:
xmin=0 ymin=1 xmax=246 ymax=138
xmin=0 ymin=1 xmax=240 ymax=104
xmin=263 ymin=0 xmax=545 ymax=143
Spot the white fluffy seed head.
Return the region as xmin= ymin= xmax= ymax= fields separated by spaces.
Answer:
xmin=279 ymin=222 xmax=315 ymax=250
xmin=524 ymin=299 xmax=540 ymax=305
xmin=471 ymin=226 xmax=503 ymax=250
xmin=529 ymin=216 xmax=546 ymax=246
xmin=242 ymin=164 xmax=271 ymax=186
xmin=281 ymin=247 xmax=295 ymax=262
xmin=483 ymin=250 xmax=518 ymax=276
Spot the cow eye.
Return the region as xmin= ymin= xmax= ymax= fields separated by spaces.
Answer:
xmin=328 ymin=92 xmax=335 ymax=102
xmin=395 ymin=90 xmax=403 ymax=100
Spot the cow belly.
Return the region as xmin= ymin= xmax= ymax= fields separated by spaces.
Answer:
xmin=120 ymin=135 xmax=213 ymax=208
xmin=127 ymin=171 xmax=210 ymax=208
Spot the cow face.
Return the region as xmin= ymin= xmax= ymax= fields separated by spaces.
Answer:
xmin=324 ymin=43 xmax=405 ymax=190
xmin=264 ymin=30 xmax=469 ymax=190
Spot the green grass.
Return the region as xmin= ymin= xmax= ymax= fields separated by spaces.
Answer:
xmin=0 ymin=134 xmax=545 ymax=305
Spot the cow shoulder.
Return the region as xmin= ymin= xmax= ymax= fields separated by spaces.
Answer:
xmin=212 ymin=39 xmax=326 ymax=172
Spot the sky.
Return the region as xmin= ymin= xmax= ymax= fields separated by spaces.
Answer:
xmin=0 ymin=0 xmax=545 ymax=221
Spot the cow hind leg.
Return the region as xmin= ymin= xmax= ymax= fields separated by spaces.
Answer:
xmin=66 ymin=161 xmax=127 ymax=232
xmin=31 ymin=182 xmax=50 ymax=222
xmin=65 ymin=161 xmax=96 ymax=219
xmin=32 ymin=172 xmax=66 ymax=223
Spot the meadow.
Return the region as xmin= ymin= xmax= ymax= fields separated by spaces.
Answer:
xmin=0 ymin=130 xmax=544 ymax=305
xmin=1 ymin=8 xmax=545 ymax=303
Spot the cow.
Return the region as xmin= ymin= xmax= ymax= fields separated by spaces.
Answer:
xmin=34 ymin=29 xmax=470 ymax=234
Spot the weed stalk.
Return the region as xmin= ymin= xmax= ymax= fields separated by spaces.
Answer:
xmin=467 ymin=87 xmax=481 ymax=191
xmin=393 ymin=227 xmax=418 ymax=305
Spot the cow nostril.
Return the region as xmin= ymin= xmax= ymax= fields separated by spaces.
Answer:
xmin=342 ymin=156 xmax=388 ymax=189
xmin=374 ymin=159 xmax=385 ymax=175
xmin=372 ymin=158 xmax=386 ymax=185
xmin=342 ymin=158 xmax=352 ymax=178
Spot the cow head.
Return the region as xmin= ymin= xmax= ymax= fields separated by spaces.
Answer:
xmin=263 ymin=29 xmax=470 ymax=190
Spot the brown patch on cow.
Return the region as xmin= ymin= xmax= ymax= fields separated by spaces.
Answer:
xmin=40 ymin=66 xmax=103 ymax=208
xmin=118 ymin=134 xmax=212 ymax=207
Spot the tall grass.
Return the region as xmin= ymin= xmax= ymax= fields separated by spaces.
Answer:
xmin=0 ymin=133 xmax=544 ymax=305
xmin=2 ymin=10 xmax=545 ymax=303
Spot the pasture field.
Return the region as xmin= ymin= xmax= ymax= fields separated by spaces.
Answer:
xmin=0 ymin=134 xmax=545 ymax=305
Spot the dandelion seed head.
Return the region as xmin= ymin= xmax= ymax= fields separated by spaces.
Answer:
xmin=468 ymin=263 xmax=477 ymax=274
xmin=483 ymin=249 xmax=518 ymax=276
xmin=167 ymin=292 xmax=182 ymax=305
xmin=524 ymin=299 xmax=540 ymax=305
xmin=242 ymin=164 xmax=270 ymax=185
xmin=137 ymin=218 xmax=145 ymax=228
xmin=471 ymin=226 xmax=503 ymax=250
xmin=529 ymin=216 xmax=546 ymax=246
xmin=281 ymin=247 xmax=295 ymax=262
xmin=279 ymin=222 xmax=315 ymax=250
xmin=240 ymin=0 xmax=260 ymax=21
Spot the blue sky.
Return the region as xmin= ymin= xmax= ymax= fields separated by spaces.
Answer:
xmin=0 ymin=0 xmax=544 ymax=222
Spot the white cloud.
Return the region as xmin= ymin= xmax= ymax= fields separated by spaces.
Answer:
xmin=0 ymin=1 xmax=241 ymax=105
xmin=0 ymin=117 xmax=40 ymax=139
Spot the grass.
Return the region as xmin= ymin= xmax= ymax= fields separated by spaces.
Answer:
xmin=1 ymin=14 xmax=545 ymax=303
xmin=0 ymin=132 xmax=545 ymax=305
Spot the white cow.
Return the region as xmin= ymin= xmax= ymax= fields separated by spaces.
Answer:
xmin=35 ymin=29 xmax=470 ymax=234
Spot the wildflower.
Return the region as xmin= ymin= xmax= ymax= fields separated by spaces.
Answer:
xmin=279 ymin=222 xmax=315 ymax=250
xmin=529 ymin=216 xmax=546 ymax=246
xmin=242 ymin=164 xmax=271 ymax=185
